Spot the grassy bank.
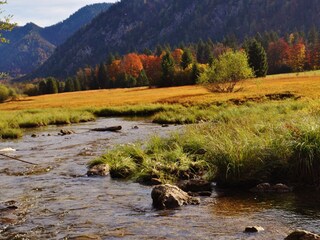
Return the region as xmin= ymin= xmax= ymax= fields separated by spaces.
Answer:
xmin=89 ymin=99 xmax=320 ymax=189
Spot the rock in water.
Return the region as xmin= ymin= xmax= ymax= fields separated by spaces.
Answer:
xmin=250 ymin=183 xmax=292 ymax=193
xmin=244 ymin=226 xmax=265 ymax=233
xmin=151 ymin=184 xmax=200 ymax=210
xmin=285 ymin=230 xmax=320 ymax=240
xmin=177 ymin=179 xmax=212 ymax=193
xmin=87 ymin=164 xmax=110 ymax=176
xmin=0 ymin=148 xmax=16 ymax=152
xmin=60 ymin=129 xmax=75 ymax=135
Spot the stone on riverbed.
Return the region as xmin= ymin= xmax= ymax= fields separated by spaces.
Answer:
xmin=244 ymin=226 xmax=265 ymax=233
xmin=285 ymin=230 xmax=320 ymax=240
xmin=60 ymin=129 xmax=75 ymax=136
xmin=151 ymin=184 xmax=200 ymax=210
xmin=87 ymin=164 xmax=110 ymax=177
xmin=177 ymin=179 xmax=212 ymax=193
xmin=250 ymin=183 xmax=292 ymax=193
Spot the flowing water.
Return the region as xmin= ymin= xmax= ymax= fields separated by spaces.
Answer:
xmin=0 ymin=118 xmax=319 ymax=240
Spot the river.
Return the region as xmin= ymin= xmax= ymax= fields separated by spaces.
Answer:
xmin=0 ymin=118 xmax=319 ymax=239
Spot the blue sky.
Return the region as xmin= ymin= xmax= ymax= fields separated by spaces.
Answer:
xmin=2 ymin=0 xmax=117 ymax=27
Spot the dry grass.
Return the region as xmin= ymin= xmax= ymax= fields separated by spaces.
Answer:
xmin=1 ymin=75 xmax=320 ymax=111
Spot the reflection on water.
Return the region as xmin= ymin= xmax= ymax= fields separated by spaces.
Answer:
xmin=0 ymin=118 xmax=319 ymax=239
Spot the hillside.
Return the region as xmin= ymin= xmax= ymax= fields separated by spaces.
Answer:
xmin=26 ymin=0 xmax=320 ymax=79
xmin=0 ymin=3 xmax=112 ymax=77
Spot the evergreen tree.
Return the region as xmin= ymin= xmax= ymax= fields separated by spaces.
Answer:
xmin=73 ymin=78 xmax=81 ymax=91
xmin=190 ymin=63 xmax=200 ymax=84
xmin=137 ymin=70 xmax=149 ymax=86
xmin=38 ymin=80 xmax=47 ymax=95
xmin=247 ymin=40 xmax=268 ymax=77
xmin=180 ymin=49 xmax=193 ymax=69
xmin=160 ymin=51 xmax=175 ymax=87
xmin=64 ymin=77 xmax=75 ymax=92
xmin=46 ymin=77 xmax=59 ymax=94
xmin=98 ymin=63 xmax=109 ymax=89
xmin=106 ymin=53 xmax=115 ymax=65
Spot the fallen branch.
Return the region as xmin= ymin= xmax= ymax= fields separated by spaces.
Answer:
xmin=0 ymin=153 xmax=38 ymax=165
xmin=91 ymin=126 xmax=122 ymax=132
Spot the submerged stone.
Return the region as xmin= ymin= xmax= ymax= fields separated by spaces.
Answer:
xmin=87 ymin=164 xmax=110 ymax=177
xmin=285 ymin=230 xmax=320 ymax=240
xmin=151 ymin=184 xmax=200 ymax=210
xmin=177 ymin=179 xmax=212 ymax=193
xmin=250 ymin=183 xmax=292 ymax=193
xmin=244 ymin=226 xmax=265 ymax=233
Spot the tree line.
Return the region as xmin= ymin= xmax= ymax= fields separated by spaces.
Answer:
xmin=20 ymin=29 xmax=320 ymax=95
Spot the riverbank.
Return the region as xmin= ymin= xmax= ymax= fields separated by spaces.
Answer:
xmin=89 ymin=99 xmax=320 ymax=189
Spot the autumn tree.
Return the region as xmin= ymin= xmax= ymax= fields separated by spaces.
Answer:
xmin=199 ymin=50 xmax=254 ymax=93
xmin=247 ymin=39 xmax=268 ymax=77
xmin=267 ymin=38 xmax=291 ymax=74
xmin=139 ymin=54 xmax=161 ymax=86
xmin=287 ymin=41 xmax=306 ymax=72
xmin=171 ymin=48 xmax=184 ymax=66
xmin=120 ymin=53 xmax=143 ymax=78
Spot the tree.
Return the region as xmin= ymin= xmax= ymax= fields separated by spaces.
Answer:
xmin=190 ymin=63 xmax=200 ymax=84
xmin=136 ymin=70 xmax=149 ymax=87
xmin=120 ymin=53 xmax=143 ymax=78
xmin=181 ymin=49 xmax=193 ymax=70
xmin=64 ymin=77 xmax=75 ymax=92
xmin=0 ymin=1 xmax=16 ymax=43
xmin=46 ymin=77 xmax=59 ymax=94
xmin=247 ymin=39 xmax=268 ymax=77
xmin=97 ymin=63 xmax=109 ymax=88
xmin=0 ymin=84 xmax=10 ymax=102
xmin=198 ymin=50 xmax=254 ymax=93
xmin=160 ymin=51 xmax=175 ymax=87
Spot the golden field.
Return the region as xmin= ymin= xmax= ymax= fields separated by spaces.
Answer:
xmin=1 ymin=74 xmax=320 ymax=111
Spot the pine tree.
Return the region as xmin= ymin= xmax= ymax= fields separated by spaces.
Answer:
xmin=180 ymin=49 xmax=193 ymax=69
xmin=247 ymin=40 xmax=268 ymax=77
xmin=98 ymin=63 xmax=109 ymax=89
xmin=64 ymin=77 xmax=74 ymax=92
xmin=160 ymin=51 xmax=175 ymax=87
xmin=137 ymin=70 xmax=149 ymax=86
xmin=46 ymin=77 xmax=59 ymax=94
xmin=190 ymin=63 xmax=200 ymax=84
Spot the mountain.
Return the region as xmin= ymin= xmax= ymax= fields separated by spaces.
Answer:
xmin=0 ymin=3 xmax=112 ymax=77
xmin=26 ymin=0 xmax=320 ymax=80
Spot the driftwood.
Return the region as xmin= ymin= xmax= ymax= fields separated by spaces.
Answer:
xmin=0 ymin=153 xmax=38 ymax=165
xmin=91 ymin=126 xmax=122 ymax=132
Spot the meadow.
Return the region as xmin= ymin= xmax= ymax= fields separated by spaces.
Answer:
xmin=2 ymin=74 xmax=320 ymax=188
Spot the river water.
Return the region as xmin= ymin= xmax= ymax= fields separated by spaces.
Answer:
xmin=0 ymin=118 xmax=319 ymax=240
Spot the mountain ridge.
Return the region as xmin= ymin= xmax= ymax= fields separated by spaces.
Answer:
xmin=0 ymin=3 xmax=112 ymax=77
xmin=25 ymin=0 xmax=320 ymax=79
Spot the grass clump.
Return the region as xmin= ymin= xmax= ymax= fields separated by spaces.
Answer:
xmin=89 ymin=99 xmax=320 ymax=189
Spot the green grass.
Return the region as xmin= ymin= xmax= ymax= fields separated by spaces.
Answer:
xmin=0 ymin=109 xmax=96 ymax=139
xmin=89 ymin=99 xmax=320 ymax=189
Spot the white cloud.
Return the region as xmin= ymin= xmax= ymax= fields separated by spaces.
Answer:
xmin=2 ymin=0 xmax=117 ymax=27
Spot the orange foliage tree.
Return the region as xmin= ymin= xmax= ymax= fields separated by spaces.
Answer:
xmin=120 ymin=53 xmax=143 ymax=78
xmin=139 ymin=54 xmax=162 ymax=86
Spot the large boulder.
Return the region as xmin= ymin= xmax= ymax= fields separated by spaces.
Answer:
xmin=285 ymin=230 xmax=320 ymax=240
xmin=151 ymin=184 xmax=200 ymax=210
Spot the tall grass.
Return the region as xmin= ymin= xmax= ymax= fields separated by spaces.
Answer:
xmin=0 ymin=109 xmax=96 ymax=139
xmin=89 ymin=99 xmax=320 ymax=188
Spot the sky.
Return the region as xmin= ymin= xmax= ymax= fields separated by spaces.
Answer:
xmin=2 ymin=0 xmax=118 ymax=27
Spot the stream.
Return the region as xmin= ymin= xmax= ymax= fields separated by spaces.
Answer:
xmin=0 ymin=118 xmax=319 ymax=239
